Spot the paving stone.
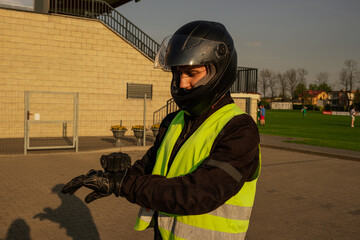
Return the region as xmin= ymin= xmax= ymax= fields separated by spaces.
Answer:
xmin=0 ymin=140 xmax=359 ymax=239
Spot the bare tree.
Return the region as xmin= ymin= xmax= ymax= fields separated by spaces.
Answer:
xmin=268 ymin=71 xmax=277 ymax=99
xmin=339 ymin=68 xmax=348 ymax=91
xmin=297 ymin=68 xmax=308 ymax=105
xmin=285 ymin=69 xmax=298 ymax=102
xmin=277 ymin=72 xmax=287 ymax=101
xmin=339 ymin=59 xmax=359 ymax=108
xmin=259 ymin=69 xmax=271 ymax=99
xmin=316 ymin=72 xmax=329 ymax=85
xmin=339 ymin=68 xmax=349 ymax=108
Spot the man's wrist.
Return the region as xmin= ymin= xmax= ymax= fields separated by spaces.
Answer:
xmin=113 ymin=168 xmax=129 ymax=197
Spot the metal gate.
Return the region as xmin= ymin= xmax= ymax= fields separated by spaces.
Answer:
xmin=24 ymin=91 xmax=79 ymax=155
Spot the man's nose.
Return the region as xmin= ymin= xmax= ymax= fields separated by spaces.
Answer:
xmin=179 ymin=74 xmax=192 ymax=89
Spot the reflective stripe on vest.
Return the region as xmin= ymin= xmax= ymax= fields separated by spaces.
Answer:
xmin=157 ymin=212 xmax=247 ymax=240
xmin=134 ymin=103 xmax=261 ymax=240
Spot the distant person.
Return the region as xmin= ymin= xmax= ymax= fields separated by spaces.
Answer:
xmin=350 ymin=106 xmax=356 ymax=127
xmin=260 ymin=105 xmax=266 ymax=126
xmin=257 ymin=106 xmax=261 ymax=124
xmin=301 ymin=106 xmax=307 ymax=118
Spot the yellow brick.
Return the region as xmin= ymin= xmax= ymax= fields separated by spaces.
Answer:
xmin=60 ymin=17 xmax=72 ymax=25
xmin=48 ymin=28 xmax=60 ymax=35
xmin=10 ymin=23 xmax=24 ymax=31
xmin=67 ymin=24 xmax=77 ymax=31
xmin=30 ymin=13 xmax=49 ymax=22
xmin=23 ymin=25 xmax=39 ymax=33
xmin=60 ymin=28 xmax=73 ymax=36
xmin=54 ymin=23 xmax=66 ymax=30
xmin=42 ymin=21 xmax=55 ymax=29
xmin=36 ymin=27 xmax=49 ymax=34
xmin=0 ymin=9 xmax=12 ymax=17
xmin=30 ymin=20 xmax=43 ymax=27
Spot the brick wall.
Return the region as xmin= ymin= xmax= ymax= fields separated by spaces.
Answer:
xmin=0 ymin=8 xmax=172 ymax=139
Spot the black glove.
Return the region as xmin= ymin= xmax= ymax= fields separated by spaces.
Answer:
xmin=100 ymin=152 xmax=131 ymax=172
xmin=61 ymin=169 xmax=127 ymax=203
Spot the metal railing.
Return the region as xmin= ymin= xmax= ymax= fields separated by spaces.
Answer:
xmin=153 ymin=98 xmax=178 ymax=125
xmin=231 ymin=67 xmax=258 ymax=93
xmin=49 ymin=0 xmax=160 ymax=60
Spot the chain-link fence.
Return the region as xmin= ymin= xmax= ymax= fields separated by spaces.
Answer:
xmin=0 ymin=90 xmax=157 ymax=155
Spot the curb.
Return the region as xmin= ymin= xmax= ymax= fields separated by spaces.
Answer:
xmin=0 ymin=146 xmax=151 ymax=158
xmin=261 ymin=144 xmax=360 ymax=162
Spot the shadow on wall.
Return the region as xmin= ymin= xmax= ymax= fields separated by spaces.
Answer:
xmin=33 ymin=184 xmax=100 ymax=240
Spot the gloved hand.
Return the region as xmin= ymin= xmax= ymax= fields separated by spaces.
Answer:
xmin=100 ymin=152 xmax=131 ymax=172
xmin=61 ymin=169 xmax=127 ymax=203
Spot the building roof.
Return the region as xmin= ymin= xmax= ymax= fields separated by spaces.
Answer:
xmin=307 ymin=90 xmax=325 ymax=96
xmin=299 ymin=90 xmax=325 ymax=97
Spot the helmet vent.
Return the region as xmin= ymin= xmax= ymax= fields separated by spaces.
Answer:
xmin=216 ymin=43 xmax=227 ymax=59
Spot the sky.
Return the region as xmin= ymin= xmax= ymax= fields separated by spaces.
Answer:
xmin=2 ymin=0 xmax=360 ymax=89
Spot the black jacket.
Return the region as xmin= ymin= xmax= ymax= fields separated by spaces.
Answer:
xmin=120 ymin=93 xmax=260 ymax=239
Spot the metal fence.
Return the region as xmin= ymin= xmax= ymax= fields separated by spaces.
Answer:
xmin=231 ymin=67 xmax=258 ymax=94
xmin=24 ymin=91 xmax=79 ymax=155
xmin=49 ymin=0 xmax=160 ymax=60
xmin=0 ymin=91 xmax=157 ymax=155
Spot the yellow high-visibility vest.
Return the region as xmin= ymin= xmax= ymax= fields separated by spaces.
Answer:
xmin=134 ymin=103 xmax=261 ymax=240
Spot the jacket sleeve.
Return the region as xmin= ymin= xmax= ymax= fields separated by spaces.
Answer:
xmin=120 ymin=114 xmax=260 ymax=215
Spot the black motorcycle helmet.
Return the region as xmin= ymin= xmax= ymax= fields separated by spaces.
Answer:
xmin=155 ymin=20 xmax=237 ymax=116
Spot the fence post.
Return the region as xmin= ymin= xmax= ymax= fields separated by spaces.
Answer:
xmin=143 ymin=94 xmax=146 ymax=147
xmin=24 ymin=91 xmax=29 ymax=155
xmin=91 ymin=0 xmax=94 ymax=18
xmin=75 ymin=93 xmax=79 ymax=152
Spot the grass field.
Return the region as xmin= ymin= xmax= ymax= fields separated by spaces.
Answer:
xmin=258 ymin=109 xmax=360 ymax=152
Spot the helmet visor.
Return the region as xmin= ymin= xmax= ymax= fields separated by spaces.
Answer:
xmin=154 ymin=35 xmax=228 ymax=70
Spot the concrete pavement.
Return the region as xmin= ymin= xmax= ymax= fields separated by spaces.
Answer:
xmin=0 ymin=135 xmax=359 ymax=239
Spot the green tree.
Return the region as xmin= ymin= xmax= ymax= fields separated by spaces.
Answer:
xmin=308 ymin=83 xmax=331 ymax=92
xmin=317 ymin=83 xmax=332 ymax=92
xmin=294 ymin=83 xmax=308 ymax=104
xmin=309 ymin=83 xmax=319 ymax=90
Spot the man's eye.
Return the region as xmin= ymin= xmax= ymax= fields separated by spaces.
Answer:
xmin=179 ymin=71 xmax=194 ymax=77
xmin=190 ymin=71 xmax=201 ymax=76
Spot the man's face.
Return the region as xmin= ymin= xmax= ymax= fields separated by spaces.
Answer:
xmin=176 ymin=65 xmax=207 ymax=90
